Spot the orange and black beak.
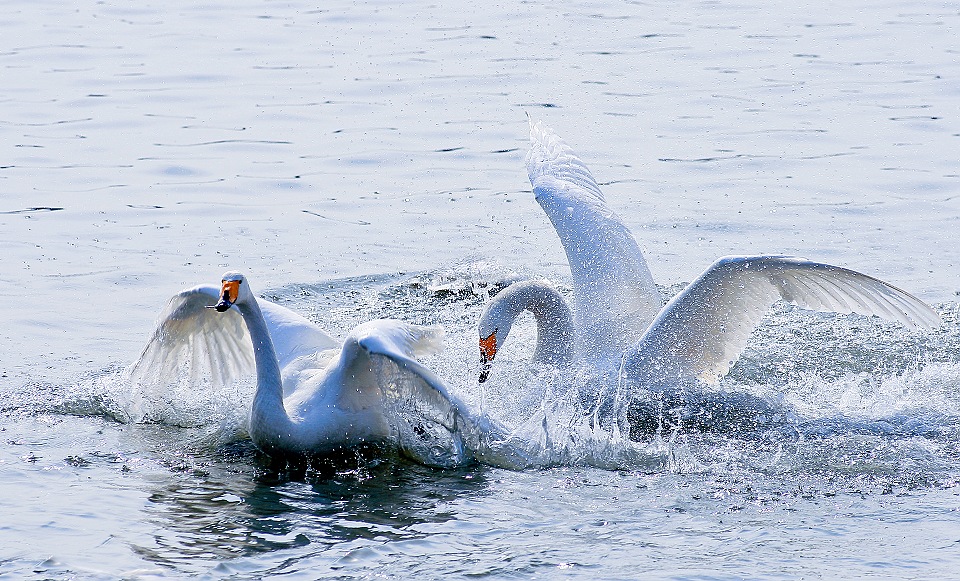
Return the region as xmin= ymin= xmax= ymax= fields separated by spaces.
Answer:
xmin=479 ymin=332 xmax=497 ymax=383
xmin=213 ymin=279 xmax=240 ymax=312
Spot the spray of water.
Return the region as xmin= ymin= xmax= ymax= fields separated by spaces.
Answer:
xmin=33 ymin=265 xmax=960 ymax=484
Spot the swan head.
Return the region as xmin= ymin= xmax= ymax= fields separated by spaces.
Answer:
xmin=477 ymin=300 xmax=513 ymax=384
xmin=212 ymin=271 xmax=249 ymax=312
xmin=478 ymin=328 xmax=500 ymax=384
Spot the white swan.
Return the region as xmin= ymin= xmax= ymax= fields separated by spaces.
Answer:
xmin=129 ymin=272 xmax=474 ymax=466
xmin=477 ymin=122 xmax=940 ymax=386
xmin=480 ymin=256 xmax=940 ymax=385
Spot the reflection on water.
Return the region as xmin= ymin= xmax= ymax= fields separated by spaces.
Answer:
xmin=132 ymin=443 xmax=490 ymax=574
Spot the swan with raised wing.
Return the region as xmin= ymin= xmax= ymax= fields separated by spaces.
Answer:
xmin=477 ymin=122 xmax=940 ymax=387
xmin=130 ymin=272 xmax=474 ymax=466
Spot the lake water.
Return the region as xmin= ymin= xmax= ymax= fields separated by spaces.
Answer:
xmin=2 ymin=0 xmax=960 ymax=578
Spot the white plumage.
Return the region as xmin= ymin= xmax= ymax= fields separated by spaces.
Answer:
xmin=478 ymin=121 xmax=939 ymax=387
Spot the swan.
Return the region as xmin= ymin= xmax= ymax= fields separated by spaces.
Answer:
xmin=129 ymin=272 xmax=475 ymax=466
xmin=477 ymin=122 xmax=940 ymax=386
xmin=479 ymin=255 xmax=940 ymax=385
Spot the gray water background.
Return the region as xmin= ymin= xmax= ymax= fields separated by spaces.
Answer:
xmin=2 ymin=0 xmax=960 ymax=578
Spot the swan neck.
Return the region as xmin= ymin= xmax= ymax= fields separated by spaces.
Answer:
xmin=531 ymin=298 xmax=574 ymax=365
xmin=235 ymin=297 xmax=294 ymax=445
xmin=504 ymin=283 xmax=574 ymax=365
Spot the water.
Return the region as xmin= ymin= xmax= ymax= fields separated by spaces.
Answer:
xmin=2 ymin=0 xmax=960 ymax=578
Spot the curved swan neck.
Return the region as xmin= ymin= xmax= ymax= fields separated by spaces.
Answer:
xmin=489 ymin=281 xmax=575 ymax=365
xmin=235 ymin=297 xmax=295 ymax=447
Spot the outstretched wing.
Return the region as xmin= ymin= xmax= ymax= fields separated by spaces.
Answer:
xmin=128 ymin=284 xmax=338 ymax=388
xmin=526 ymin=119 xmax=662 ymax=359
xmin=626 ymin=255 xmax=940 ymax=386
xmin=127 ymin=285 xmax=252 ymax=388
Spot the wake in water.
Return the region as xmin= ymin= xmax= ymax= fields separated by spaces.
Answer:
xmin=34 ymin=267 xmax=960 ymax=484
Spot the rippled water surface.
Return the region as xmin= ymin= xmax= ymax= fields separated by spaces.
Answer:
xmin=2 ymin=0 xmax=960 ymax=579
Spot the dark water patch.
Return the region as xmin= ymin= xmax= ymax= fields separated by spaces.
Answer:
xmin=330 ymin=126 xmax=399 ymax=134
xmin=154 ymin=139 xmax=293 ymax=147
xmin=602 ymin=91 xmax=653 ymax=98
xmin=127 ymin=444 xmax=491 ymax=573
xmin=302 ymin=209 xmax=371 ymax=225
xmin=6 ymin=117 xmax=93 ymax=127
xmin=658 ymin=153 xmax=773 ymax=163
xmin=0 ymin=206 xmax=63 ymax=214
xmin=889 ymin=116 xmax=942 ymax=121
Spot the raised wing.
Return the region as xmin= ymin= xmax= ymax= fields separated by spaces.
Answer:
xmin=127 ymin=285 xmax=253 ymax=388
xmin=526 ymin=119 xmax=662 ymax=360
xmin=625 ymin=256 xmax=940 ymax=386
xmin=127 ymin=284 xmax=338 ymax=389
xmin=346 ymin=320 xmax=474 ymax=467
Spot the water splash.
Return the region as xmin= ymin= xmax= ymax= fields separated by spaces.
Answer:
xmin=20 ymin=265 xmax=960 ymax=484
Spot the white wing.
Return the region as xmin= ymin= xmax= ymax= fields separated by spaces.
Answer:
xmin=352 ymin=319 xmax=459 ymax=419
xmin=625 ymin=256 xmax=940 ymax=386
xmin=526 ymin=119 xmax=662 ymax=359
xmin=127 ymin=285 xmax=251 ymax=388
xmin=257 ymin=295 xmax=339 ymax=364
xmin=346 ymin=320 xmax=475 ymax=467
xmin=127 ymin=284 xmax=338 ymax=388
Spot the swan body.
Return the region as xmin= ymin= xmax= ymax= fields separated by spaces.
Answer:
xmin=130 ymin=272 xmax=472 ymax=464
xmin=477 ymin=121 xmax=940 ymax=386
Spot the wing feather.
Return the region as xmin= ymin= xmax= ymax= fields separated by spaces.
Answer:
xmin=127 ymin=285 xmax=253 ymax=388
xmin=127 ymin=284 xmax=339 ymax=389
xmin=525 ymin=119 xmax=662 ymax=358
xmin=626 ymin=256 xmax=939 ymax=386
xmin=352 ymin=320 xmax=451 ymax=402
xmin=527 ymin=120 xmax=605 ymax=201
xmin=347 ymin=320 xmax=478 ymax=467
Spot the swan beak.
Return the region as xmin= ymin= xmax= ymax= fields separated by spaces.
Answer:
xmin=479 ymin=332 xmax=497 ymax=383
xmin=479 ymin=361 xmax=492 ymax=383
xmin=213 ymin=279 xmax=240 ymax=312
